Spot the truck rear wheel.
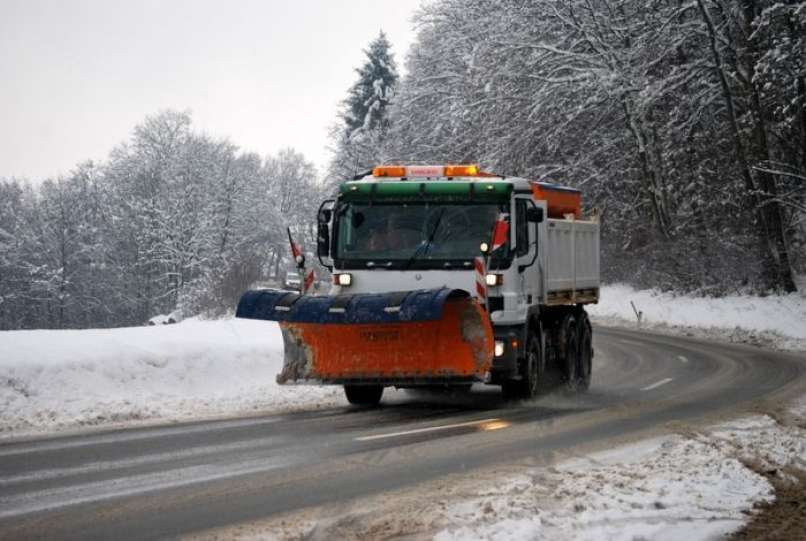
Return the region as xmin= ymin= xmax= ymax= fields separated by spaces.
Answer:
xmin=344 ymin=385 xmax=384 ymax=406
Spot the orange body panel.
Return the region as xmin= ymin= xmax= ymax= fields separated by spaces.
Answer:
xmin=530 ymin=182 xmax=581 ymax=219
xmin=277 ymin=298 xmax=493 ymax=383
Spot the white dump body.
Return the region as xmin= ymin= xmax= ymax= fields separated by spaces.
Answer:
xmin=543 ymin=216 xmax=600 ymax=305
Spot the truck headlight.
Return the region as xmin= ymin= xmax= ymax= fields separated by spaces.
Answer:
xmin=333 ymin=273 xmax=352 ymax=286
xmin=485 ymin=273 xmax=503 ymax=286
xmin=494 ymin=340 xmax=505 ymax=357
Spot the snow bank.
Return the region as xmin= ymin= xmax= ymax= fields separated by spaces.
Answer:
xmin=437 ymin=436 xmax=772 ymax=541
xmin=589 ymin=284 xmax=806 ymax=349
xmin=0 ymin=319 xmax=344 ymax=437
xmin=436 ymin=415 xmax=806 ymax=541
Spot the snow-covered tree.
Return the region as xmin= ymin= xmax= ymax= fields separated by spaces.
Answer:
xmin=0 ymin=109 xmax=322 ymax=329
xmin=342 ymin=31 xmax=398 ymax=136
xmin=328 ymin=31 xmax=399 ymax=186
xmin=385 ymin=0 xmax=804 ymax=293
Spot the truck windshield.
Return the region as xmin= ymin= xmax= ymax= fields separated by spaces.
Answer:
xmin=334 ymin=202 xmax=511 ymax=269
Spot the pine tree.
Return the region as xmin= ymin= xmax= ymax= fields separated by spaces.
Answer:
xmin=342 ymin=31 xmax=399 ymax=137
xmin=328 ymin=31 xmax=399 ymax=187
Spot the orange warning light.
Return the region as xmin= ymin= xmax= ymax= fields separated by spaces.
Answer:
xmin=444 ymin=164 xmax=480 ymax=177
xmin=372 ymin=165 xmax=407 ymax=177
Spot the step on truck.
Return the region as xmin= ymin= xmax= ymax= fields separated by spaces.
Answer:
xmin=236 ymin=164 xmax=600 ymax=405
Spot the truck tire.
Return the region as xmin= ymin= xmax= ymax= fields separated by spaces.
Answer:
xmin=344 ymin=385 xmax=384 ymax=406
xmin=523 ymin=323 xmax=545 ymax=398
xmin=576 ymin=311 xmax=593 ymax=391
xmin=560 ymin=313 xmax=579 ymax=392
xmin=502 ymin=323 xmax=544 ymax=401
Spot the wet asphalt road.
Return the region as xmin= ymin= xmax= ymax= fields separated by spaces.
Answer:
xmin=1 ymin=326 xmax=804 ymax=540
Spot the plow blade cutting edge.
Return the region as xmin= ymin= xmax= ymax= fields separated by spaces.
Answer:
xmin=235 ymin=288 xmax=494 ymax=385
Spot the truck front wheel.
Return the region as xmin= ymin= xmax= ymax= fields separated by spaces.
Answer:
xmin=560 ymin=314 xmax=579 ymax=392
xmin=576 ymin=312 xmax=593 ymax=390
xmin=502 ymin=324 xmax=544 ymax=401
xmin=523 ymin=324 xmax=545 ymax=398
xmin=344 ymin=385 xmax=384 ymax=406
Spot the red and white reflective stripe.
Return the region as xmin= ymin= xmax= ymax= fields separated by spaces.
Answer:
xmin=303 ymin=269 xmax=315 ymax=294
xmin=290 ymin=241 xmax=302 ymax=260
xmin=491 ymin=213 xmax=509 ymax=252
xmin=287 ymin=227 xmax=303 ymax=260
xmin=474 ymin=256 xmax=487 ymax=301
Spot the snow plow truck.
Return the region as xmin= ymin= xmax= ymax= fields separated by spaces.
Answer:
xmin=236 ymin=165 xmax=600 ymax=405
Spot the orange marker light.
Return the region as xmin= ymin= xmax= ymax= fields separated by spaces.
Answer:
xmin=372 ymin=165 xmax=407 ymax=177
xmin=444 ymin=164 xmax=480 ymax=177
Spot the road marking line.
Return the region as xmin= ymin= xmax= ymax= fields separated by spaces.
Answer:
xmin=641 ymin=378 xmax=673 ymax=391
xmin=355 ymin=418 xmax=503 ymax=442
xmin=677 ymin=355 xmax=689 ymax=363
xmin=0 ymin=456 xmax=294 ymax=520
xmin=0 ymin=418 xmax=283 ymax=457
xmin=0 ymin=436 xmax=287 ymax=486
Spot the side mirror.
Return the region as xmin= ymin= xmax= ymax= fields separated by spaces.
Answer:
xmin=527 ymin=207 xmax=544 ymax=223
xmin=317 ymin=222 xmax=330 ymax=258
xmin=316 ymin=199 xmax=335 ymax=269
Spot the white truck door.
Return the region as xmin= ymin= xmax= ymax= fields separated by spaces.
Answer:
xmin=514 ymin=196 xmax=540 ymax=311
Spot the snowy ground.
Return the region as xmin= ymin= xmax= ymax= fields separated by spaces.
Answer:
xmin=433 ymin=413 xmax=806 ymax=541
xmin=588 ymin=283 xmax=806 ymax=351
xmin=198 ymin=408 xmax=806 ymax=541
xmin=2 ymin=284 xmax=805 ymax=437
xmin=0 ymin=319 xmax=345 ymax=438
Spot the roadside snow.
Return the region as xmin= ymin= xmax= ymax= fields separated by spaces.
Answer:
xmin=434 ymin=415 xmax=805 ymax=541
xmin=0 ymin=319 xmax=344 ymax=437
xmin=436 ymin=438 xmax=770 ymax=541
xmin=589 ymin=284 xmax=806 ymax=350
xmin=706 ymin=415 xmax=806 ymax=474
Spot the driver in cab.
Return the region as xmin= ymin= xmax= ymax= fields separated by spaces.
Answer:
xmin=367 ymin=214 xmax=416 ymax=251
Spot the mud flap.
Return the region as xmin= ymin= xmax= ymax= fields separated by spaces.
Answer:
xmin=236 ymin=288 xmax=494 ymax=385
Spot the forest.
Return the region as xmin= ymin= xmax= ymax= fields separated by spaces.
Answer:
xmin=0 ymin=111 xmax=323 ymax=329
xmin=2 ymin=0 xmax=805 ymax=329
xmin=333 ymin=0 xmax=806 ymax=295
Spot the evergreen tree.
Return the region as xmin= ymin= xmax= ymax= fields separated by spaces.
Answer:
xmin=327 ymin=31 xmax=399 ymax=186
xmin=342 ymin=31 xmax=399 ymax=137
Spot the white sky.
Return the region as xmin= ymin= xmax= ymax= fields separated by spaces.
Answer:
xmin=0 ymin=0 xmax=421 ymax=181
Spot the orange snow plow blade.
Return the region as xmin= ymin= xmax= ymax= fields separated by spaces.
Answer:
xmin=235 ymin=288 xmax=493 ymax=385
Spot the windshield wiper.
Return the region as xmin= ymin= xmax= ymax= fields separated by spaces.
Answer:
xmin=403 ymin=208 xmax=445 ymax=269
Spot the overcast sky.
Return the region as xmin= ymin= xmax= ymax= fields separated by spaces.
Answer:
xmin=0 ymin=0 xmax=421 ymax=182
